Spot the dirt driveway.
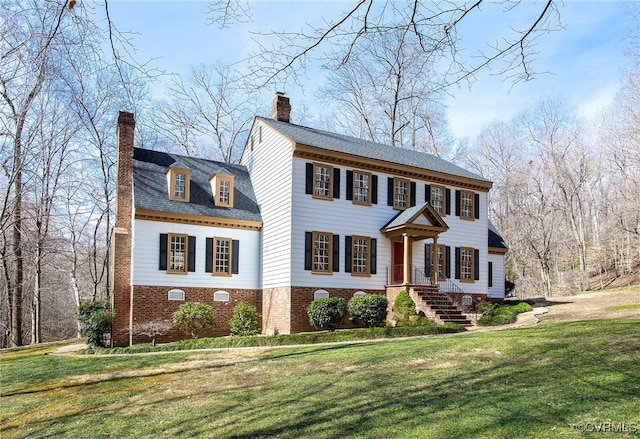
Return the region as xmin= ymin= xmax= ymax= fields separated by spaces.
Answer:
xmin=530 ymin=289 xmax=640 ymax=323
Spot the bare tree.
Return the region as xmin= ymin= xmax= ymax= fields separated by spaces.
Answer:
xmin=214 ymin=1 xmax=561 ymax=90
xmin=152 ymin=62 xmax=261 ymax=163
xmin=317 ymin=28 xmax=455 ymax=157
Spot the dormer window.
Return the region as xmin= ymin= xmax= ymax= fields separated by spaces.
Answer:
xmin=167 ymin=167 xmax=190 ymax=202
xmin=210 ymin=174 xmax=234 ymax=208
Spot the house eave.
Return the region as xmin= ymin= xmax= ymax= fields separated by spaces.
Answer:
xmin=135 ymin=208 xmax=263 ymax=231
xmin=293 ymin=143 xmax=493 ymax=192
xmin=489 ymin=246 xmax=508 ymax=255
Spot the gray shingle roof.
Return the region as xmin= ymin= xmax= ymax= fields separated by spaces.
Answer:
xmin=258 ymin=117 xmax=490 ymax=183
xmin=132 ymin=148 xmax=261 ymax=223
xmin=382 ymin=204 xmax=427 ymax=229
xmin=488 ymin=220 xmax=508 ymax=249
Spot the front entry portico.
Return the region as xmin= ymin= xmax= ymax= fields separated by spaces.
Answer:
xmin=382 ymin=202 xmax=449 ymax=285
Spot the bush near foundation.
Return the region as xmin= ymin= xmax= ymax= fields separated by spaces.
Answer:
xmin=172 ymin=302 xmax=216 ymax=339
xmin=307 ymin=297 xmax=346 ymax=331
xmin=348 ymin=294 xmax=388 ymax=327
xmin=392 ymin=290 xmax=416 ymax=316
xmin=229 ymin=302 xmax=261 ymax=336
xmin=78 ymin=299 xmax=114 ymax=348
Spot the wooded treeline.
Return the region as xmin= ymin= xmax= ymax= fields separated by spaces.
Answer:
xmin=1 ymin=1 xmax=637 ymax=347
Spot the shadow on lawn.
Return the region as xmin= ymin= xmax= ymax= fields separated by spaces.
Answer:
xmin=5 ymin=321 xmax=639 ymax=438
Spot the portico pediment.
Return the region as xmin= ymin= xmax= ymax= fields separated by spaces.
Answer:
xmin=381 ymin=202 xmax=449 ymax=240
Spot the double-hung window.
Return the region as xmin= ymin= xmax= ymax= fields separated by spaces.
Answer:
xmin=460 ymin=190 xmax=474 ymax=220
xmin=214 ymin=237 xmax=232 ymax=276
xmin=314 ymin=164 xmax=333 ymax=199
xmin=460 ymin=247 xmax=474 ymax=282
xmin=168 ymin=233 xmax=188 ymax=273
xmin=353 ymin=171 xmax=370 ymax=205
xmin=431 ymin=185 xmax=445 ymax=214
xmin=352 ymin=236 xmax=370 ymax=275
xmin=393 ymin=178 xmax=409 ymax=210
xmin=312 ymin=232 xmax=332 ymax=273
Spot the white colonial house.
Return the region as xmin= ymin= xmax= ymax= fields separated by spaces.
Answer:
xmin=111 ymin=94 xmax=507 ymax=346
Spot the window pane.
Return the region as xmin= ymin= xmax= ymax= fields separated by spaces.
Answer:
xmin=219 ymin=180 xmax=229 ymax=204
xmin=461 ymin=248 xmax=473 ymax=280
xmin=432 ymin=186 xmax=444 ymax=213
xmin=353 ymin=237 xmax=369 ymax=273
xmin=174 ymin=173 xmax=185 ymax=199
xmin=314 ymin=165 xmax=331 ymax=197
xmin=461 ymin=192 xmax=473 ymax=218
xmin=354 ymin=172 xmax=369 ymax=203
xmin=215 ymin=239 xmax=230 ymax=274
xmin=170 ymin=235 xmax=186 ymax=271
xmin=394 ymin=180 xmax=407 ymax=208
xmin=313 ymin=233 xmax=330 ymax=272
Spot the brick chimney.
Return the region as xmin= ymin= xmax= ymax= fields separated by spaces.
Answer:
xmin=112 ymin=110 xmax=135 ymax=347
xmin=115 ymin=111 xmax=135 ymax=229
xmin=271 ymin=92 xmax=291 ymax=123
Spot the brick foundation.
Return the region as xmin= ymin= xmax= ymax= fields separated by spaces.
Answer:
xmin=112 ymin=286 xmax=262 ymax=346
xmin=289 ymin=286 xmax=385 ymax=334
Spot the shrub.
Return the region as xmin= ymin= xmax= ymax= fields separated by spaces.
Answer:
xmin=395 ymin=313 xmax=436 ymax=328
xmin=307 ymin=297 xmax=346 ymax=331
xmin=78 ymin=299 xmax=114 ymax=348
xmin=229 ymin=302 xmax=261 ymax=336
xmin=478 ymin=301 xmax=533 ymax=326
xmin=348 ymin=294 xmax=388 ymax=327
xmin=132 ymin=319 xmax=173 ymax=345
xmin=171 ymin=302 xmax=216 ymax=339
xmin=476 ymin=300 xmax=495 ymax=315
xmin=392 ymin=291 xmax=416 ymax=316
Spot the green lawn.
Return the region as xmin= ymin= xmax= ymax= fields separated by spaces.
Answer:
xmin=1 ymin=319 xmax=639 ymax=438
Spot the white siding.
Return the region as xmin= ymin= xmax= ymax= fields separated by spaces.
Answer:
xmin=488 ymin=253 xmax=506 ymax=298
xmin=131 ymin=219 xmax=260 ymax=288
xmin=290 ymin=157 xmax=491 ymax=295
xmin=241 ymin=120 xmax=293 ymax=289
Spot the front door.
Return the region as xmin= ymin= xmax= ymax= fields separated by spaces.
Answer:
xmin=392 ymin=241 xmax=404 ymax=284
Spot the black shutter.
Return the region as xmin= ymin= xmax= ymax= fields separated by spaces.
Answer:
xmin=445 ymin=189 xmax=451 ymax=215
xmin=333 ymin=168 xmax=340 ymax=199
xmin=387 ymin=177 xmax=394 ymax=206
xmin=445 ymin=246 xmax=451 ymax=279
xmin=345 ymin=236 xmax=352 ymax=273
xmin=371 ymin=175 xmax=378 ymax=204
xmin=304 ymin=232 xmax=312 ymax=270
xmin=474 ymin=193 xmax=480 ymax=219
xmin=410 ymin=181 xmax=416 ymax=207
xmin=232 ymin=240 xmax=240 ymax=274
xmin=370 ymin=238 xmax=377 ymax=274
xmin=159 ymin=234 xmax=168 ymax=270
xmin=425 ymin=184 xmax=431 ymax=204
xmin=332 ymin=234 xmax=340 ymax=272
xmin=474 ymin=248 xmax=480 ymax=280
xmin=455 ymin=247 xmax=460 ymax=279
xmin=425 ymin=244 xmax=431 ymax=275
xmin=488 ymin=261 xmax=493 ymax=288
xmin=188 ymin=236 xmax=196 ymax=272
xmin=455 ymin=190 xmax=461 ymax=216
xmin=346 ymin=170 xmax=353 ymax=200
xmin=305 ymin=163 xmax=313 ymax=194
xmin=205 ymin=238 xmax=213 ymax=273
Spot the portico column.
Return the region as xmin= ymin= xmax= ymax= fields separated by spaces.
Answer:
xmin=403 ymin=233 xmax=411 ymax=284
xmin=432 ymin=235 xmax=439 ymax=284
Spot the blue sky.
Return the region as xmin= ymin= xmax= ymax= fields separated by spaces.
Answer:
xmin=105 ymin=1 xmax=635 ymax=140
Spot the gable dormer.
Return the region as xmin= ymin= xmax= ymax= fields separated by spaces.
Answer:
xmin=166 ymin=166 xmax=191 ymax=202
xmin=210 ymin=173 xmax=235 ymax=208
